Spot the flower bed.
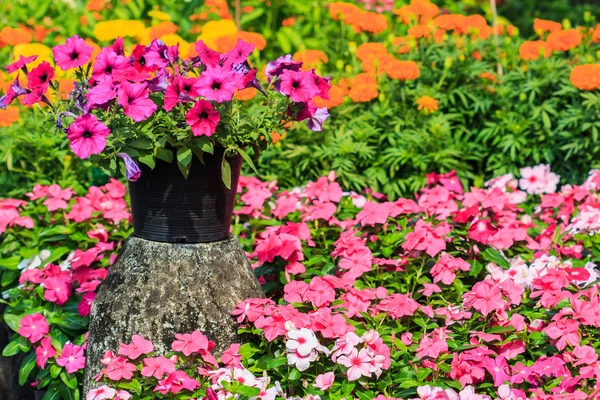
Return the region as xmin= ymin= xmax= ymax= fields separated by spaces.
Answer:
xmin=1 ymin=165 xmax=600 ymax=399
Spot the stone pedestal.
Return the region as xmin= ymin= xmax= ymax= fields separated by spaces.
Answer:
xmin=83 ymin=235 xmax=263 ymax=393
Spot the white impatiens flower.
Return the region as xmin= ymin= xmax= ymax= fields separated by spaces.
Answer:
xmin=286 ymin=328 xmax=319 ymax=357
xmin=286 ymin=349 xmax=318 ymax=372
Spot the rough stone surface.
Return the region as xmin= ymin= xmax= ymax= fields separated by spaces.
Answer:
xmin=83 ymin=235 xmax=264 ymax=393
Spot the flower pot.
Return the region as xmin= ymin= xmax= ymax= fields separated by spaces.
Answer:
xmin=128 ymin=147 xmax=242 ymax=243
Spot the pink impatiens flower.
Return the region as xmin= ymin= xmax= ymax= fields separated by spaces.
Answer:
xmin=18 ymin=313 xmax=49 ymax=343
xmin=52 ymin=35 xmax=93 ymax=71
xmin=519 ymin=164 xmax=560 ymax=194
xmin=185 ymin=100 xmax=220 ymax=136
xmin=86 ymin=385 xmax=117 ymax=400
xmin=117 ymin=81 xmax=157 ymax=122
xmin=35 ymin=337 xmax=57 ymax=368
xmin=155 ymin=371 xmax=199 ymax=395
xmin=118 ymin=335 xmax=154 ymax=359
xmin=337 ymin=348 xmax=372 ymax=381
xmin=56 ymin=343 xmax=86 ymax=373
xmin=141 ymin=356 xmax=176 ymax=379
xmin=171 ymin=330 xmax=215 ymax=358
xmin=67 ymin=114 xmax=111 ymax=159
xmin=314 ymin=372 xmax=335 ymax=390
xmin=463 ymin=281 xmax=505 ymax=316
xmin=105 ymin=356 xmax=138 ymax=380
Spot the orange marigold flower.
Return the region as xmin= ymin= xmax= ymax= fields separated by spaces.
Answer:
xmin=385 ymin=60 xmax=420 ymax=80
xmin=416 ymin=95 xmax=438 ymax=113
xmin=243 ymin=5 xmax=254 ymax=12
xmin=433 ymin=14 xmax=466 ymax=31
xmin=238 ymin=31 xmax=267 ymax=51
xmin=547 ymin=29 xmax=582 ymax=52
xmin=472 ymin=51 xmax=482 ymax=61
xmin=329 ymin=2 xmax=363 ymax=25
xmin=480 ymin=72 xmax=497 ymax=82
xmin=348 ymin=73 xmax=378 ymax=102
xmin=282 ymin=17 xmax=296 ymax=27
xmin=337 ymin=78 xmax=352 ymax=95
xmin=593 ymin=24 xmax=600 ymax=43
xmin=313 ymin=85 xmax=345 ymax=109
xmin=533 ymin=18 xmax=562 ymax=34
xmin=235 ymin=88 xmax=258 ymax=100
xmin=570 ymin=64 xmax=600 ymax=91
xmin=149 ymin=21 xmax=178 ymax=39
xmin=86 ymin=0 xmax=107 ymax=11
xmin=433 ymin=28 xmax=445 ymax=43
xmin=356 ymin=42 xmax=388 ymax=62
xmin=393 ymin=36 xmax=411 ymax=54
xmin=362 ymin=54 xmax=395 ymax=75
xmin=408 ymin=24 xmax=432 ymax=39
xmin=357 ymin=11 xmax=388 ymax=34
xmin=519 ymin=40 xmax=551 ymax=61
xmin=395 ymin=0 xmax=439 ymax=25
xmin=293 ymin=50 xmax=329 ymax=70
xmin=0 ymin=106 xmax=20 ymax=127
xmin=0 ymin=27 xmax=33 ymax=46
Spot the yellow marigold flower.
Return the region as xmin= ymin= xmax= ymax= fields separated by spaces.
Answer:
xmin=160 ymin=34 xmax=191 ymax=58
xmin=197 ymin=19 xmax=238 ymax=49
xmin=0 ymin=106 xmax=19 ymax=127
xmin=533 ymin=18 xmax=562 ymax=35
xmin=547 ymin=29 xmax=582 ymax=52
xmin=94 ymin=20 xmax=147 ymax=42
xmin=13 ymin=43 xmax=53 ymax=70
xmin=416 ymin=95 xmax=438 ymax=113
xmin=148 ymin=10 xmax=171 ymax=21
xmin=293 ymin=50 xmax=329 ymax=70
xmin=385 ymin=60 xmax=420 ymax=80
xmin=519 ymin=40 xmax=551 ymax=61
xmin=570 ymin=64 xmax=600 ymax=91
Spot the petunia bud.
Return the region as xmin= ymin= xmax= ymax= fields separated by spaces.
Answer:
xmin=117 ymin=153 xmax=142 ymax=182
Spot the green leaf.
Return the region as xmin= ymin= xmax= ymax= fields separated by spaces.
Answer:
xmin=138 ymin=154 xmax=155 ymax=169
xmin=193 ymin=137 xmax=214 ymax=154
xmin=177 ymin=147 xmax=193 ymax=179
xmin=119 ymin=379 xmax=142 ymax=394
xmin=19 ymin=352 xmax=36 ymax=385
xmin=42 ymin=386 xmax=61 ymax=400
xmin=2 ymin=339 xmax=22 ymax=357
xmin=238 ymin=148 xmax=259 ymax=176
xmin=2 ymin=270 xmax=19 ymax=287
xmin=288 ymin=368 xmax=301 ymax=381
xmin=238 ymin=343 xmax=260 ymax=361
xmin=4 ymin=313 xmax=21 ymax=331
xmin=57 ymin=383 xmax=79 ymax=400
xmin=50 ymin=364 xmax=61 ymax=379
xmin=236 ymin=385 xmax=260 ymax=398
xmin=156 ymin=147 xmax=173 ymax=163
xmin=221 ymin=156 xmax=232 ymax=189
xmin=0 ymin=256 xmax=20 ymax=270
xmin=481 ymin=248 xmax=510 ymax=268
xmin=129 ymin=138 xmax=153 ymax=150
xmin=60 ymin=371 xmax=78 ymax=390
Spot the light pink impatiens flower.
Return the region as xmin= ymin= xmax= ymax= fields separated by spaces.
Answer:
xmin=313 ymin=372 xmax=335 ymax=390
xmin=337 ymin=348 xmax=372 ymax=381
xmin=86 ymin=385 xmax=117 ymax=400
xmin=118 ymin=334 xmax=154 ymax=359
xmin=67 ymin=114 xmax=111 ymax=159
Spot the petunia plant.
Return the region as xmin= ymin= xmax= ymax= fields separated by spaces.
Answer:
xmin=0 ymin=35 xmax=331 ymax=186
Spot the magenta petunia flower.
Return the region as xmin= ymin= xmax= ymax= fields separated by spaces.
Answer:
xmin=144 ymin=39 xmax=170 ymax=68
xmin=117 ymin=81 xmax=157 ymax=122
xmin=223 ymin=39 xmax=254 ymax=67
xmin=86 ymin=76 xmax=117 ymax=106
xmin=266 ymin=54 xmax=302 ymax=82
xmin=195 ymin=67 xmax=243 ymax=103
xmin=52 ymin=35 xmax=93 ymax=71
xmin=0 ymin=75 xmax=29 ymax=109
xmin=5 ymin=55 xmax=37 ymax=74
xmin=67 ymin=114 xmax=111 ymax=159
xmin=163 ymin=75 xmax=199 ymax=111
xmin=185 ymin=100 xmax=220 ymax=137
xmin=109 ymin=37 xmax=125 ymax=56
xmin=27 ymin=61 xmax=54 ymax=90
xmin=195 ymin=40 xmax=221 ymax=68
xmin=92 ymin=48 xmax=129 ymax=80
xmin=275 ymin=70 xmax=321 ymax=103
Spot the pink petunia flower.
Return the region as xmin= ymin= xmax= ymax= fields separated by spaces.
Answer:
xmin=5 ymin=55 xmax=37 ymax=73
xmin=195 ymin=40 xmax=221 ymax=68
xmin=276 ymin=70 xmax=320 ymax=102
xmin=92 ymin=48 xmax=129 ymax=81
xmin=185 ymin=100 xmax=220 ymax=136
xmin=117 ymin=81 xmax=157 ymax=122
xmin=195 ymin=67 xmax=243 ymax=103
xmin=67 ymin=114 xmax=111 ymax=159
xmin=18 ymin=313 xmax=49 ymax=343
xmin=118 ymin=335 xmax=154 ymax=359
xmin=56 ymin=343 xmax=86 ymax=374
xmin=27 ymin=61 xmax=54 ymax=90
xmin=52 ymin=35 xmax=93 ymax=71
xmin=164 ymin=75 xmax=199 ymax=111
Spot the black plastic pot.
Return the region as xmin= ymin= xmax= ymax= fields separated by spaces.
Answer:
xmin=129 ymin=148 xmax=242 ymax=243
